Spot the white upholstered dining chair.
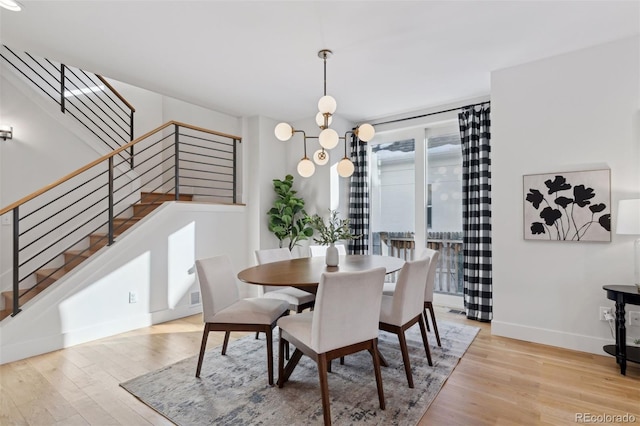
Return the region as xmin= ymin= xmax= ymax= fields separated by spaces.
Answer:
xmin=383 ymin=248 xmax=442 ymax=347
xmin=255 ymin=248 xmax=315 ymax=313
xmin=194 ymin=255 xmax=289 ymax=385
xmin=277 ymin=267 xmax=387 ymax=426
xmin=379 ymin=255 xmax=433 ymax=388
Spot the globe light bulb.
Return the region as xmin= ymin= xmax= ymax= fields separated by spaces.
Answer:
xmin=318 ymin=95 xmax=337 ymax=114
xmin=337 ymin=158 xmax=355 ymax=177
xmin=315 ymin=112 xmax=333 ymax=128
xmin=274 ymin=122 xmax=293 ymax=141
xmin=356 ymin=123 xmax=375 ymax=142
xmin=297 ymin=157 xmax=315 ymax=177
xmin=313 ymin=149 xmax=329 ymax=165
xmin=319 ymin=128 xmax=339 ymax=150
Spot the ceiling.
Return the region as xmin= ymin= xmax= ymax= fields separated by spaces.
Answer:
xmin=1 ymin=1 xmax=638 ymax=124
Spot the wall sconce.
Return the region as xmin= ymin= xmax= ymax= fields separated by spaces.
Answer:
xmin=0 ymin=125 xmax=13 ymax=140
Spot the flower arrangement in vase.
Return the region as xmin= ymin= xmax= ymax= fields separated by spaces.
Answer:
xmin=309 ymin=209 xmax=360 ymax=266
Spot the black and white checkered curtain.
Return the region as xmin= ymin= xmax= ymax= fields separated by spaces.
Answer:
xmin=458 ymin=105 xmax=492 ymax=322
xmin=348 ymin=133 xmax=369 ymax=254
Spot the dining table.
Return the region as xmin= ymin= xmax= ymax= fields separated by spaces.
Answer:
xmin=237 ymin=254 xmax=406 ymax=293
xmin=237 ymin=254 xmax=406 ymax=368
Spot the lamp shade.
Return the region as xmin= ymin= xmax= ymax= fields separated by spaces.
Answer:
xmin=337 ymin=158 xmax=355 ymax=177
xmin=297 ymin=157 xmax=315 ymax=177
xmin=274 ymin=122 xmax=293 ymax=141
xmin=616 ymin=199 xmax=640 ymax=235
xmin=313 ymin=149 xmax=329 ymax=165
xmin=315 ymin=112 xmax=333 ymax=128
xmin=356 ymin=123 xmax=375 ymax=142
xmin=319 ymin=128 xmax=339 ymax=150
xmin=318 ymin=95 xmax=337 ymax=114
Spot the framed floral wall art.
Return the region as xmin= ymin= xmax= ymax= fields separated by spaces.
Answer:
xmin=523 ymin=169 xmax=611 ymax=242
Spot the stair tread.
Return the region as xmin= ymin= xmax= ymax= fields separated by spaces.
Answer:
xmin=65 ymin=249 xmax=92 ymax=257
xmin=35 ymin=268 xmax=67 ymax=280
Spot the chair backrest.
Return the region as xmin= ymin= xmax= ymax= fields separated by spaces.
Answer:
xmin=311 ymin=267 xmax=386 ymax=353
xmin=308 ymin=244 xmax=347 ymax=257
xmin=255 ymin=248 xmax=293 ymax=294
xmin=195 ymin=255 xmax=240 ymax=322
xmin=422 ymin=248 xmax=440 ymax=303
xmin=386 ymin=256 xmax=431 ymax=325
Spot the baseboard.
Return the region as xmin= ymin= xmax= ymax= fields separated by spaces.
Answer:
xmin=491 ymin=320 xmax=615 ymax=356
xmin=0 ymin=305 xmax=201 ymax=365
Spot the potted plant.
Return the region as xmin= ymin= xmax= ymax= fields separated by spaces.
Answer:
xmin=309 ymin=209 xmax=360 ymax=266
xmin=267 ymin=174 xmax=314 ymax=251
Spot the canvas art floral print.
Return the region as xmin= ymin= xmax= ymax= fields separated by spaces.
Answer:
xmin=523 ymin=169 xmax=611 ymax=242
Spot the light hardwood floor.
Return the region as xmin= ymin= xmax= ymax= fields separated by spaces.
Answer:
xmin=1 ymin=308 xmax=638 ymax=425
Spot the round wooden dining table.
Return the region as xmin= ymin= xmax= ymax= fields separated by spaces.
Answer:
xmin=237 ymin=254 xmax=405 ymax=292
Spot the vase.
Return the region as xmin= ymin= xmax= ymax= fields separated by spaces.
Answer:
xmin=326 ymin=243 xmax=339 ymax=267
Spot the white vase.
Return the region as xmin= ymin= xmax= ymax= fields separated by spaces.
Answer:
xmin=326 ymin=243 xmax=339 ymax=266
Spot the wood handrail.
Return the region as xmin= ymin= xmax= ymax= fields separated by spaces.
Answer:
xmin=96 ymin=75 xmax=136 ymax=112
xmin=0 ymin=121 xmax=242 ymax=215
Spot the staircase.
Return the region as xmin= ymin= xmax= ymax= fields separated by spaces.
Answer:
xmin=0 ymin=192 xmax=193 ymax=321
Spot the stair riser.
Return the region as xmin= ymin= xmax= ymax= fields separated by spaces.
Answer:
xmin=63 ymin=253 xmax=89 ymax=271
xmin=141 ymin=192 xmax=193 ymax=203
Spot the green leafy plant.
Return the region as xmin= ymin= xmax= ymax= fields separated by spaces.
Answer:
xmin=309 ymin=209 xmax=361 ymax=245
xmin=267 ymin=174 xmax=314 ymax=251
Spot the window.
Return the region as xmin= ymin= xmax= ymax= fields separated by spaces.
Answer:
xmin=426 ymin=127 xmax=463 ymax=295
xmin=370 ymin=139 xmax=415 ymax=258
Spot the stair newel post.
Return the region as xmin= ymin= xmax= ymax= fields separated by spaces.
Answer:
xmin=107 ymin=157 xmax=114 ymax=246
xmin=11 ymin=206 xmax=21 ymax=317
xmin=174 ymin=124 xmax=180 ymax=200
xmin=232 ymin=139 xmax=237 ymax=204
xmin=60 ymin=64 xmax=66 ymax=113
xmin=129 ymin=111 xmax=135 ymax=169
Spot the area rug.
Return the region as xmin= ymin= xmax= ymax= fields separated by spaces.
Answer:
xmin=120 ymin=321 xmax=479 ymax=425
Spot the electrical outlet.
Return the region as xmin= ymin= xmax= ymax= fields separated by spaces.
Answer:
xmin=128 ymin=291 xmax=138 ymax=304
xmin=600 ymin=307 xmax=613 ymax=321
xmin=190 ymin=291 xmax=200 ymax=305
xmin=629 ymin=311 xmax=640 ymax=326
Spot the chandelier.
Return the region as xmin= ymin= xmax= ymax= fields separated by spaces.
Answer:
xmin=274 ymin=49 xmax=375 ymax=178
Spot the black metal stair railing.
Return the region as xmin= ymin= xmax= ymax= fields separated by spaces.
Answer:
xmin=0 ymin=121 xmax=241 ymax=318
xmin=1 ymin=45 xmax=135 ymax=163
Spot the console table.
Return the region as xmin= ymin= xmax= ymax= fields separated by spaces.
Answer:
xmin=602 ymin=285 xmax=640 ymax=375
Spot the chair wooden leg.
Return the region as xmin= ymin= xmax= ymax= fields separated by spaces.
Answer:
xmin=221 ymin=331 xmax=231 ymax=355
xmin=265 ymin=326 xmax=274 ymax=386
xmin=397 ymin=330 xmax=414 ymax=388
xmin=278 ymin=330 xmax=285 ymax=387
xmin=426 ymin=302 xmax=442 ymax=347
xmin=418 ymin=314 xmax=433 ymax=366
xmin=317 ymin=353 xmax=332 ymax=426
xmin=255 ymin=331 xmax=259 ymax=340
xmin=371 ymin=339 xmax=385 ymax=410
xmin=340 ymin=356 xmax=344 ymax=365
xmin=195 ymin=324 xmax=210 ymax=378
xmin=424 ymin=309 xmax=431 ymax=331
xmin=279 ymin=348 xmax=303 ymax=387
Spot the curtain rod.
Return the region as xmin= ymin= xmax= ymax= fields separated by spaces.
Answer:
xmin=371 ymin=100 xmax=490 ymax=127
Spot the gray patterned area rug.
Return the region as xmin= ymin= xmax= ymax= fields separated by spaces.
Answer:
xmin=120 ymin=321 xmax=479 ymax=425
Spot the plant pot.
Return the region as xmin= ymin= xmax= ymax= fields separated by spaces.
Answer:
xmin=326 ymin=243 xmax=339 ymax=267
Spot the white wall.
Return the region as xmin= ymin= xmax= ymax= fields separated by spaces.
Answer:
xmin=0 ymin=202 xmax=248 ymax=364
xmin=491 ymin=36 xmax=640 ymax=353
xmin=0 ymin=65 xmax=105 ymax=291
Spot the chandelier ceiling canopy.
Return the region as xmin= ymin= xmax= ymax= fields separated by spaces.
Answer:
xmin=274 ymin=49 xmax=375 ymax=178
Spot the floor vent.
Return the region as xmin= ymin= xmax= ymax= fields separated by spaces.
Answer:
xmin=448 ymin=309 xmax=466 ymax=315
